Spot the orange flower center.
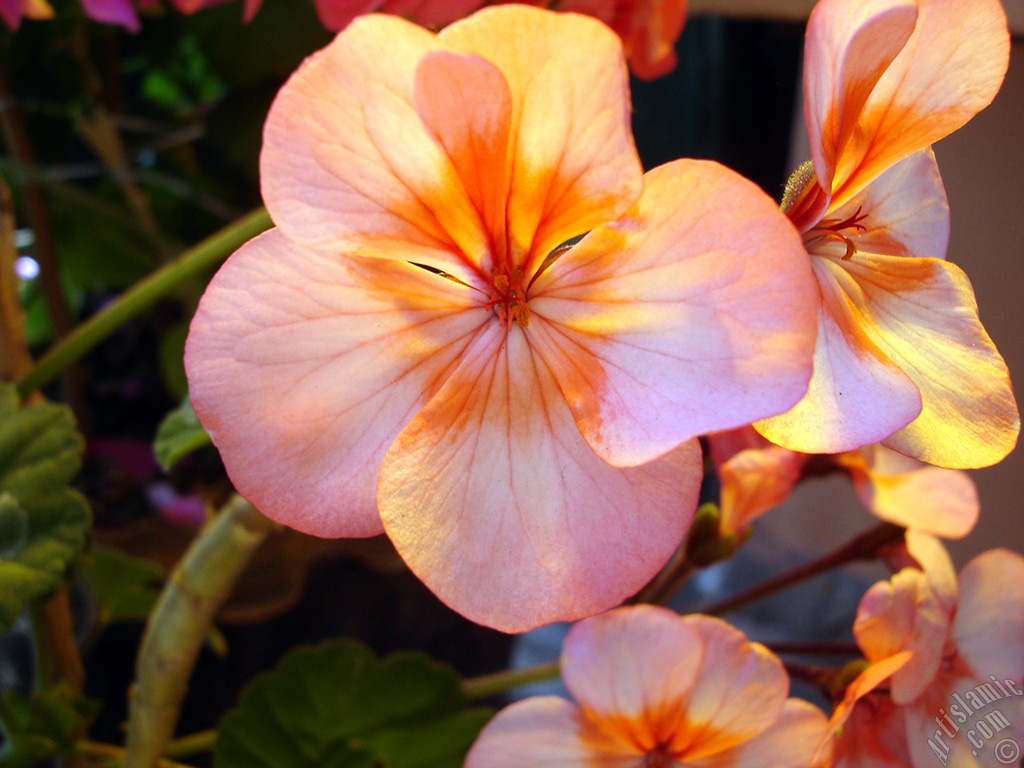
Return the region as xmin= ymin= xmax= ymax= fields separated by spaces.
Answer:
xmin=804 ymin=206 xmax=869 ymax=260
xmin=486 ymin=266 xmax=530 ymax=330
xmin=643 ymin=744 xmax=674 ymax=768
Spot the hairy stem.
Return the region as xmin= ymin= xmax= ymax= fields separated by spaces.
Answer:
xmin=461 ymin=660 xmax=560 ymax=700
xmin=123 ymin=495 xmax=277 ymax=768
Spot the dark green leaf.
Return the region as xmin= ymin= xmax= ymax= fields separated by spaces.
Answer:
xmin=154 ymin=397 xmax=211 ymax=472
xmin=0 ymin=683 xmax=99 ymax=768
xmin=214 ymin=640 xmax=492 ymax=768
xmin=0 ymin=385 xmax=91 ymax=632
xmin=80 ymin=546 xmax=165 ymax=626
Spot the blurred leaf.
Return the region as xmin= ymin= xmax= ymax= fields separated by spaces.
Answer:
xmin=0 ymin=385 xmax=91 ymax=632
xmin=0 ymin=682 xmax=99 ymax=768
xmin=158 ymin=320 xmax=189 ymax=400
xmin=154 ymin=397 xmax=210 ymax=472
xmin=81 ymin=545 xmax=165 ymax=626
xmin=214 ymin=640 xmax=493 ymax=768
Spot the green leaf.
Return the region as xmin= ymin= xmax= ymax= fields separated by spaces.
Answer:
xmin=213 ymin=640 xmax=493 ymax=768
xmin=0 ymin=385 xmax=91 ymax=632
xmin=0 ymin=682 xmax=99 ymax=768
xmin=80 ymin=545 xmax=165 ymax=626
xmin=154 ymin=397 xmax=211 ymax=472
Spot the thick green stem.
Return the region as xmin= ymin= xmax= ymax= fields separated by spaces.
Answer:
xmin=461 ymin=660 xmax=560 ymax=700
xmin=16 ymin=207 xmax=270 ymax=398
xmin=123 ymin=495 xmax=277 ymax=768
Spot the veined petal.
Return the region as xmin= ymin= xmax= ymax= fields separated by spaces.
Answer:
xmin=530 ymin=160 xmax=817 ymax=468
xmin=754 ymin=258 xmax=921 ymax=455
xmin=439 ymin=6 xmax=643 ymax=274
xmin=840 ymin=445 xmax=978 ymax=538
xmin=669 ymin=615 xmax=788 ymax=759
xmin=377 ymin=328 xmax=701 ymax=633
xmin=717 ymin=444 xmax=805 ymax=537
xmin=261 ymin=15 xmax=493 ymax=283
xmin=838 ymin=253 xmax=1019 ymax=468
xmin=184 ymin=229 xmax=482 ymax=538
xmin=807 ymin=0 xmax=1010 ymax=208
xmin=803 ymin=0 xmax=918 ymax=196
xmin=464 ymin=697 xmax=638 ymax=768
xmin=413 ymin=50 xmax=512 ymax=273
xmin=827 ymin=693 xmax=912 ymax=768
xmin=687 ymin=699 xmax=828 ymax=768
xmin=561 ymin=605 xmax=703 ymax=751
xmin=822 ymin=149 xmax=948 ymax=261
xmin=952 ymin=549 xmax=1024 ymax=685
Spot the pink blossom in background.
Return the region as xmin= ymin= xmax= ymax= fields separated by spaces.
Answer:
xmin=0 ymin=0 xmax=53 ymax=30
xmin=465 ymin=605 xmax=828 ymax=767
xmin=823 ymin=534 xmax=1024 ymax=768
xmin=709 ymin=427 xmax=978 ymax=539
xmin=185 ymin=5 xmax=819 ymax=631
xmin=755 ymin=0 xmax=1019 ymax=469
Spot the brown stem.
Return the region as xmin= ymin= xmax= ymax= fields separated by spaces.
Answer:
xmin=629 ymin=547 xmax=696 ymax=606
xmin=0 ymin=179 xmax=33 ymax=381
xmin=30 ymin=592 xmax=86 ymax=693
xmin=700 ymin=522 xmax=904 ymax=617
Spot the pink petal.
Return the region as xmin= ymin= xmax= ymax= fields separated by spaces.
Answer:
xmin=439 ymin=6 xmax=643 ymax=275
xmin=806 ymin=0 xmax=1009 ymax=208
xmin=843 ymin=445 xmax=978 ymax=538
xmin=837 ymin=254 xmax=1020 ymax=469
xmin=78 ymin=0 xmax=139 ymax=29
xmin=380 ymin=0 xmax=484 ymax=29
xmin=464 ymin=697 xmax=638 ymax=768
xmin=184 ymin=229 xmax=483 ymax=538
xmin=670 ymin=615 xmax=789 ymax=759
xmin=755 ymin=260 xmax=922 ymax=455
xmin=822 ymin=148 xmax=949 ymax=261
xmin=717 ymin=444 xmax=805 ymax=536
xmin=827 ymin=693 xmax=912 ymax=768
xmin=952 ymin=549 xmax=1024 ymax=685
xmin=529 ymin=159 xmax=818 ymax=468
xmin=688 ymin=699 xmax=828 ymax=768
xmin=560 ymin=605 xmax=704 ymax=751
xmin=261 ymin=14 xmax=490 ymax=283
xmin=310 ymin=0 xmax=377 ymax=30
xmin=376 ymin=329 xmax=701 ymax=632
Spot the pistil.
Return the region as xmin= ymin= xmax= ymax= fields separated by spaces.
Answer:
xmin=486 ymin=266 xmax=530 ymax=330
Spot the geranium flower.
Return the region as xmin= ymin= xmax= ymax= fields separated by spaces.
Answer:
xmin=754 ymin=0 xmax=1019 ymax=469
xmin=822 ymin=533 xmax=1024 ymax=768
xmin=709 ymin=427 xmax=978 ymax=538
xmin=0 ymin=0 xmax=53 ymax=30
xmin=185 ymin=6 xmax=818 ymax=631
xmin=465 ymin=605 xmax=828 ymax=767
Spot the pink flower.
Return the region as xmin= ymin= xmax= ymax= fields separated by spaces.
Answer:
xmin=0 ymin=0 xmax=53 ymax=29
xmin=709 ymin=427 xmax=978 ymax=539
xmin=754 ymin=0 xmax=1019 ymax=469
xmin=823 ymin=534 xmax=1024 ymax=768
xmin=465 ymin=605 xmax=828 ymax=767
xmin=185 ymin=6 xmax=818 ymax=631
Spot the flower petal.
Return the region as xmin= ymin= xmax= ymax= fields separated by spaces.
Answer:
xmin=838 ymin=253 xmax=1020 ymax=468
xmin=952 ymin=549 xmax=1024 ymax=685
xmin=755 ymin=258 xmax=922 ymax=455
xmin=261 ymin=14 xmax=493 ymax=283
xmin=717 ymin=444 xmax=805 ymax=537
xmin=78 ymin=0 xmax=140 ymax=29
xmin=670 ymin=615 xmax=789 ymax=759
xmin=531 ymin=159 xmax=817 ymax=467
xmin=439 ymin=5 xmax=643 ymax=274
xmin=841 ymin=445 xmax=978 ymax=538
xmin=688 ymin=699 xmax=828 ymax=768
xmin=464 ymin=696 xmax=638 ymax=768
xmin=823 ymin=148 xmax=949 ymax=262
xmin=376 ymin=328 xmax=701 ymax=632
xmin=184 ymin=229 xmax=483 ymax=538
xmin=806 ymin=0 xmax=1009 ymax=207
xmin=560 ymin=605 xmax=703 ymax=751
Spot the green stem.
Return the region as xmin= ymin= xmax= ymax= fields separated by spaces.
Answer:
xmin=700 ymin=522 xmax=904 ymax=617
xmin=16 ymin=207 xmax=271 ymax=398
xmin=461 ymin=660 xmax=560 ymax=700
xmin=164 ymin=730 xmax=218 ymax=758
xmin=123 ymin=495 xmax=277 ymax=768
xmin=74 ymin=739 xmax=196 ymax=768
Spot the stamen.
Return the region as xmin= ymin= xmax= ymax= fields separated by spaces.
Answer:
xmin=485 ymin=266 xmax=530 ymax=331
xmin=806 ymin=206 xmax=869 ymax=260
